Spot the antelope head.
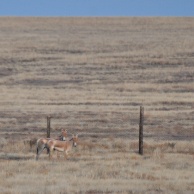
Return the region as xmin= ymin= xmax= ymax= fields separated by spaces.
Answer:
xmin=72 ymin=134 xmax=78 ymax=147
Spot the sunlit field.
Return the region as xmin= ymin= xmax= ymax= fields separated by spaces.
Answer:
xmin=0 ymin=17 xmax=194 ymax=193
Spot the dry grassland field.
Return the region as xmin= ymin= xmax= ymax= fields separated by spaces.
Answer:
xmin=0 ymin=17 xmax=194 ymax=193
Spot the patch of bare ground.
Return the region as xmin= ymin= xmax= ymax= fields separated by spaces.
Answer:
xmin=0 ymin=17 xmax=194 ymax=193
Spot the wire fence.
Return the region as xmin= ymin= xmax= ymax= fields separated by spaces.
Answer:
xmin=1 ymin=105 xmax=194 ymax=155
xmin=45 ymin=106 xmax=194 ymax=155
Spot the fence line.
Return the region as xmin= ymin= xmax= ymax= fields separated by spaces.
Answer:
xmin=45 ymin=106 xmax=145 ymax=155
xmin=43 ymin=105 xmax=193 ymax=155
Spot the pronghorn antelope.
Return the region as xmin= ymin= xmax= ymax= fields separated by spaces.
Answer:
xmin=57 ymin=129 xmax=68 ymax=141
xmin=46 ymin=134 xmax=78 ymax=160
xmin=36 ymin=129 xmax=68 ymax=160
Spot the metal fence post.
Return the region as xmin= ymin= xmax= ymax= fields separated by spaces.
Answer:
xmin=47 ymin=116 xmax=51 ymax=138
xmin=139 ymin=106 xmax=144 ymax=155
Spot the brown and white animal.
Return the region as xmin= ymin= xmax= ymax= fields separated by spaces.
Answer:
xmin=46 ymin=134 xmax=78 ymax=160
xmin=57 ymin=129 xmax=68 ymax=141
xmin=36 ymin=129 xmax=68 ymax=160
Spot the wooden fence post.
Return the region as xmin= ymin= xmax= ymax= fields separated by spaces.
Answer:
xmin=47 ymin=116 xmax=51 ymax=138
xmin=139 ymin=106 xmax=144 ymax=155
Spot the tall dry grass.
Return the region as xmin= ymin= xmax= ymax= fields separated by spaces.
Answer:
xmin=0 ymin=17 xmax=194 ymax=193
xmin=0 ymin=138 xmax=194 ymax=193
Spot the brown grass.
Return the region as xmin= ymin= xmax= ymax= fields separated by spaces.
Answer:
xmin=0 ymin=139 xmax=194 ymax=193
xmin=0 ymin=17 xmax=194 ymax=193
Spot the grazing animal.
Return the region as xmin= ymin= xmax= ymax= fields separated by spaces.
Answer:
xmin=29 ymin=137 xmax=38 ymax=150
xmin=24 ymin=137 xmax=37 ymax=151
xmin=47 ymin=134 xmax=78 ymax=160
xmin=36 ymin=129 xmax=68 ymax=160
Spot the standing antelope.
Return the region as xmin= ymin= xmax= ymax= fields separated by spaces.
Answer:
xmin=46 ymin=134 xmax=78 ymax=160
xmin=57 ymin=129 xmax=68 ymax=141
xmin=36 ymin=129 xmax=68 ymax=160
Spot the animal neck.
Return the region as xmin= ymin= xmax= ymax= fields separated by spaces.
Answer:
xmin=69 ymin=138 xmax=76 ymax=147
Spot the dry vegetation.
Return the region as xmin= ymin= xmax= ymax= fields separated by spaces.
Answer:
xmin=0 ymin=17 xmax=194 ymax=193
